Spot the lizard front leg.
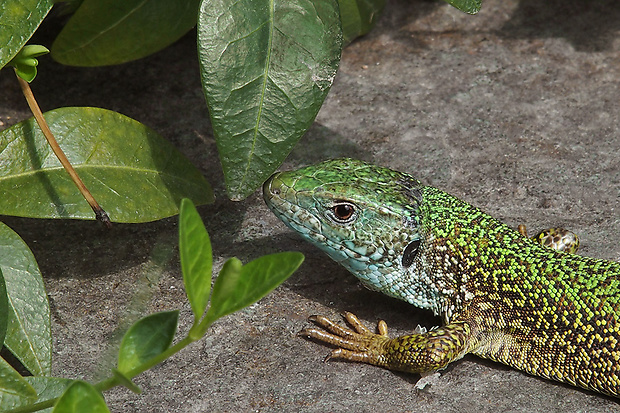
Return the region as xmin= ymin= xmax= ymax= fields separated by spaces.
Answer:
xmin=300 ymin=311 xmax=473 ymax=374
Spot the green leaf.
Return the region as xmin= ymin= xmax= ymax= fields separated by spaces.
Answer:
xmin=117 ymin=311 xmax=178 ymax=374
xmin=0 ymin=222 xmax=51 ymax=376
xmin=8 ymin=45 xmax=50 ymax=83
xmin=198 ymin=0 xmax=342 ymax=200
xmin=0 ymin=376 xmax=72 ymax=413
xmin=179 ymin=199 xmax=212 ymax=321
xmin=0 ymin=0 xmax=54 ymax=70
xmin=0 ymin=269 xmax=7 ymax=347
xmin=25 ymin=377 xmax=72 ymax=413
xmin=443 ymin=0 xmax=481 ymax=14
xmin=51 ymin=0 xmax=201 ymax=66
xmin=0 ymin=107 xmax=213 ymax=222
xmin=0 ymin=356 xmax=37 ymax=410
xmin=203 ymin=252 xmax=304 ymax=326
xmin=52 ymin=381 xmax=109 ymax=413
xmin=202 ymin=257 xmax=242 ymax=326
xmin=338 ymin=0 xmax=386 ymax=45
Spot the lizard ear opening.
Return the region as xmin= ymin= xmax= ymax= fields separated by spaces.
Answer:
xmin=402 ymin=239 xmax=421 ymax=268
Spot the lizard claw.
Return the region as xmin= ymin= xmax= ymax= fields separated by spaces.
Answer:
xmin=299 ymin=311 xmax=392 ymax=366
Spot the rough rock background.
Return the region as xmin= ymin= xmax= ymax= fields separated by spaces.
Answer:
xmin=1 ymin=0 xmax=619 ymax=411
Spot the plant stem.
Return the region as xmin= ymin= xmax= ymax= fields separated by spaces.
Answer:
xmin=96 ymin=336 xmax=195 ymax=393
xmin=15 ymin=70 xmax=112 ymax=228
xmin=6 ymin=335 xmax=197 ymax=413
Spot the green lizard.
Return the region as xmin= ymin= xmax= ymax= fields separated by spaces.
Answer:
xmin=262 ymin=158 xmax=620 ymax=397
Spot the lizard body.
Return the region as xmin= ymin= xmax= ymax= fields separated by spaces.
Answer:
xmin=263 ymin=158 xmax=620 ymax=397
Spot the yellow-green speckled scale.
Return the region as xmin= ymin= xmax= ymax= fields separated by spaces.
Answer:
xmin=263 ymin=158 xmax=620 ymax=397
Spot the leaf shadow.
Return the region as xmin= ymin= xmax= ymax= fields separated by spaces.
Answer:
xmin=0 ymin=216 xmax=178 ymax=280
xmin=21 ymin=120 xmax=69 ymax=218
xmin=499 ymin=0 xmax=620 ymax=52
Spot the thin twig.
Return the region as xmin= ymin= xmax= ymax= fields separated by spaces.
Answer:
xmin=15 ymin=70 xmax=112 ymax=228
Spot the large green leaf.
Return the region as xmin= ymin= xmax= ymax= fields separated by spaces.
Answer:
xmin=0 ymin=0 xmax=53 ymax=69
xmin=0 ymin=269 xmax=7 ymax=347
xmin=27 ymin=377 xmax=72 ymax=413
xmin=0 ymin=222 xmax=51 ymax=377
xmin=0 ymin=376 xmax=72 ymax=413
xmin=338 ymin=0 xmax=386 ymax=45
xmin=179 ymin=199 xmax=212 ymax=321
xmin=51 ymin=0 xmax=201 ymax=66
xmin=52 ymin=381 xmax=109 ymax=413
xmin=203 ymin=252 xmax=304 ymax=326
xmin=0 ymin=357 xmax=37 ymax=410
xmin=0 ymin=107 xmax=213 ymax=222
xmin=198 ymin=0 xmax=342 ymax=200
xmin=117 ymin=311 xmax=178 ymax=374
xmin=443 ymin=0 xmax=481 ymax=14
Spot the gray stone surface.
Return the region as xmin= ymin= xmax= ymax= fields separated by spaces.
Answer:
xmin=1 ymin=0 xmax=619 ymax=411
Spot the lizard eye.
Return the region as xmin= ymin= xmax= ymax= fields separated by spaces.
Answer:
xmin=328 ymin=202 xmax=357 ymax=224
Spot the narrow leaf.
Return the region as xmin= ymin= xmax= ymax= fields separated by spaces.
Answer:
xmin=443 ymin=0 xmax=481 ymax=14
xmin=198 ymin=0 xmax=342 ymax=200
xmin=0 ymin=222 xmax=51 ymax=376
xmin=0 ymin=269 xmax=7 ymax=347
xmin=117 ymin=311 xmax=178 ymax=374
xmin=202 ymin=258 xmax=242 ymax=326
xmin=0 ymin=107 xmax=213 ymax=222
xmin=179 ymin=199 xmax=212 ymax=320
xmin=338 ymin=0 xmax=386 ymax=45
xmin=51 ymin=0 xmax=201 ymax=66
xmin=0 ymin=0 xmax=54 ymax=69
xmin=204 ymin=252 xmax=304 ymax=325
xmin=52 ymin=381 xmax=109 ymax=413
xmin=0 ymin=357 xmax=37 ymax=410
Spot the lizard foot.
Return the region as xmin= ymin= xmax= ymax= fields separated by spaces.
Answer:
xmin=299 ymin=311 xmax=391 ymax=366
xmin=518 ymin=225 xmax=579 ymax=253
xmin=300 ymin=312 xmax=473 ymax=373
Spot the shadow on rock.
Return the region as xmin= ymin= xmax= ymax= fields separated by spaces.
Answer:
xmin=500 ymin=0 xmax=620 ymax=52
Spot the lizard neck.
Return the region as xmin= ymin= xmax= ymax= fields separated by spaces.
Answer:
xmin=400 ymin=186 xmax=528 ymax=321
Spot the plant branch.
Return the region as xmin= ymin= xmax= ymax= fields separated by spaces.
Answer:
xmin=5 ymin=335 xmax=197 ymax=413
xmin=15 ymin=70 xmax=112 ymax=228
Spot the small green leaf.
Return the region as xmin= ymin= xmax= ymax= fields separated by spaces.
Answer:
xmin=52 ymin=381 xmax=109 ymax=413
xmin=0 ymin=222 xmax=51 ymax=376
xmin=338 ymin=0 xmax=386 ymax=45
xmin=117 ymin=311 xmax=179 ymax=374
xmin=203 ymin=252 xmax=304 ymax=326
xmin=443 ymin=0 xmax=481 ymax=14
xmin=0 ymin=356 xmax=37 ymax=410
xmin=179 ymin=198 xmax=212 ymax=321
xmin=8 ymin=45 xmax=50 ymax=83
xmin=0 ymin=269 xmax=7 ymax=347
xmin=13 ymin=65 xmax=37 ymax=83
xmin=0 ymin=0 xmax=54 ymax=70
xmin=51 ymin=0 xmax=201 ymax=66
xmin=202 ymin=257 xmax=242 ymax=326
xmin=0 ymin=107 xmax=213 ymax=222
xmin=198 ymin=0 xmax=342 ymax=200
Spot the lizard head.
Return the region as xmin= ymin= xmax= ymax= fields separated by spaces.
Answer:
xmin=263 ymin=158 xmax=424 ymax=299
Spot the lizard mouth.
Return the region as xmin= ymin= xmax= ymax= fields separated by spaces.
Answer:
xmin=262 ymin=172 xmax=282 ymax=202
xmin=262 ymin=172 xmax=316 ymax=234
